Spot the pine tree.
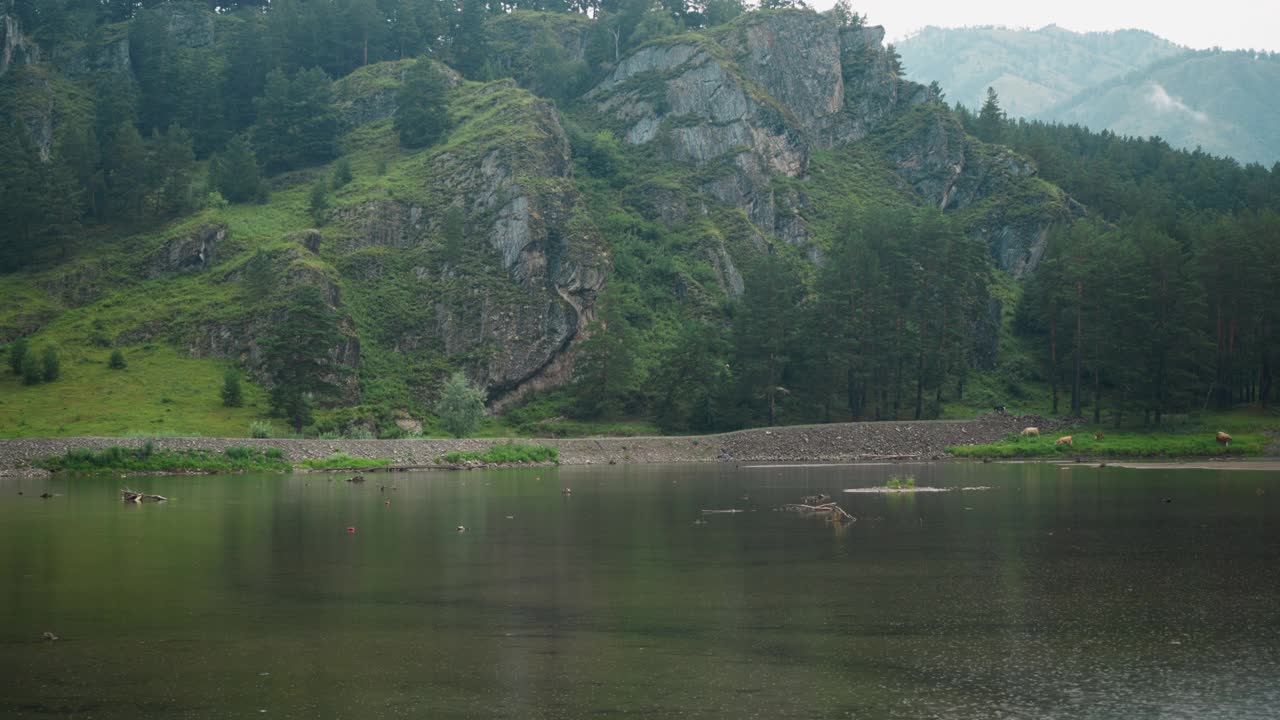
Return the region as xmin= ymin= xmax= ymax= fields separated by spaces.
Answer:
xmin=210 ymin=134 xmax=261 ymax=203
xmin=109 ymin=349 xmax=127 ymax=369
xmin=152 ymin=123 xmax=196 ymax=216
xmin=252 ymin=68 xmax=338 ymax=173
xmin=734 ymin=249 xmax=801 ymax=426
xmin=394 ymin=59 xmax=452 ymax=149
xmin=976 ymin=87 xmax=1006 ymax=144
xmin=263 ymin=284 xmax=346 ymax=431
xmin=453 ymin=0 xmax=488 ymax=79
xmin=573 ymin=296 xmax=640 ymax=419
xmin=105 ymin=122 xmax=150 ymax=220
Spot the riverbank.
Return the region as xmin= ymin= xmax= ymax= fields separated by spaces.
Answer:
xmin=0 ymin=413 xmax=1057 ymax=477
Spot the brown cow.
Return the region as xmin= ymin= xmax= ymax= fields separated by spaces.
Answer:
xmin=1094 ymin=432 xmax=1105 ymax=440
xmin=1216 ymin=431 xmax=1232 ymax=447
xmin=1021 ymin=427 xmax=1040 ymax=437
xmin=1055 ymin=436 xmax=1073 ymax=446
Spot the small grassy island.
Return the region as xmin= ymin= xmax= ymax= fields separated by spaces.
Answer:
xmin=438 ymin=443 xmax=560 ymax=465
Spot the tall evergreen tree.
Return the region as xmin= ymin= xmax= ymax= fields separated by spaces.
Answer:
xmin=210 ymin=134 xmax=262 ymax=203
xmin=976 ymin=86 xmax=1006 ymax=144
xmin=394 ymin=59 xmax=452 ymax=148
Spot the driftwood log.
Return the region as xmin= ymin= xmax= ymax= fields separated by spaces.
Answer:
xmin=780 ymin=502 xmax=855 ymax=522
xmin=122 ymin=488 xmax=167 ymax=503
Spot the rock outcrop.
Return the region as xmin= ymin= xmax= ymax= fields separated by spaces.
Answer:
xmin=0 ymin=11 xmax=39 ymax=78
xmin=332 ymin=78 xmax=607 ymax=407
xmin=148 ymin=223 xmax=226 ymax=276
xmin=588 ymin=10 xmax=1073 ymax=276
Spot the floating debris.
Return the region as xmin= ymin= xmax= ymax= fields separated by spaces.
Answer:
xmin=842 ymin=486 xmax=992 ymax=494
xmin=121 ymin=489 xmax=166 ymax=503
xmin=778 ymin=501 xmax=855 ymax=523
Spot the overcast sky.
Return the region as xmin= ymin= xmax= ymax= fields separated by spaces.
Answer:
xmin=805 ymin=0 xmax=1280 ymax=52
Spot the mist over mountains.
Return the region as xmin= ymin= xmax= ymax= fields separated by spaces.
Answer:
xmin=898 ymin=25 xmax=1280 ymax=165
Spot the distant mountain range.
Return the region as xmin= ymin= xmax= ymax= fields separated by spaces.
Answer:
xmin=897 ymin=26 xmax=1280 ymax=166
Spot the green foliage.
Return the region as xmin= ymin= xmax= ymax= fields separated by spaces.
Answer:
xmin=222 ymin=369 xmax=244 ymax=408
xmin=976 ymin=87 xmax=1005 ymax=144
xmin=394 ymin=59 xmax=452 ymax=149
xmin=249 ymin=421 xmax=273 ymax=439
xmin=573 ymin=295 xmax=641 ymax=419
xmin=252 ymin=67 xmax=339 ymax=173
xmin=108 ymin=349 xmax=127 ymax=369
xmin=21 ymin=352 xmax=43 ymax=386
xmin=438 ymin=442 xmax=559 ymax=465
xmin=886 ymin=474 xmax=916 ymax=489
xmin=210 ymin=134 xmax=262 ymax=204
xmin=435 ymin=371 xmax=486 ymax=438
xmin=331 ymin=157 xmax=353 ymax=189
xmin=298 ymin=453 xmax=394 ymax=469
xmin=41 ymin=346 xmax=61 ymax=382
xmin=309 ymin=177 xmax=331 ymax=222
xmin=263 ymin=284 xmax=347 ymax=432
xmin=7 ymin=338 xmax=28 ymax=376
xmin=40 ymin=445 xmax=292 ymax=474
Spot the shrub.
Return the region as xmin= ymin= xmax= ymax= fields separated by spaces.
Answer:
xmin=108 ymin=349 xmax=127 ymax=369
xmin=249 ymin=421 xmax=273 ymax=438
xmin=309 ymin=177 xmax=330 ymax=222
xmin=21 ymin=351 xmax=42 ymax=385
xmin=436 ymin=371 xmax=485 ymax=438
xmin=222 ymin=369 xmax=243 ymax=407
xmin=331 ymin=157 xmax=352 ymax=188
xmin=7 ymin=337 xmax=28 ymax=375
xmin=345 ymin=426 xmax=375 ymax=440
xmin=41 ymin=346 xmax=60 ymax=382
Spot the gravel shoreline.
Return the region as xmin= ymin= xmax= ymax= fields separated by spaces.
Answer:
xmin=0 ymin=413 xmax=1063 ymax=478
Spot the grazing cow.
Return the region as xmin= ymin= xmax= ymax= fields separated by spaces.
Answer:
xmin=993 ymin=405 xmax=1007 ymax=414
xmin=1216 ymin=431 xmax=1232 ymax=447
xmin=1021 ymin=427 xmax=1040 ymax=437
xmin=1094 ymin=432 xmax=1105 ymax=440
xmin=1056 ymin=436 xmax=1073 ymax=446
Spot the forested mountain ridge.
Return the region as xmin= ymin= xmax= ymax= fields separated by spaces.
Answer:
xmin=896 ymin=24 xmax=1184 ymax=119
xmin=898 ymin=24 xmax=1280 ymax=165
xmin=1 ymin=2 xmax=1277 ymax=439
xmin=1043 ymin=50 xmax=1280 ymax=166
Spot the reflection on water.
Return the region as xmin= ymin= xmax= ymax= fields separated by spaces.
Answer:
xmin=2 ymin=462 xmax=1279 ymax=718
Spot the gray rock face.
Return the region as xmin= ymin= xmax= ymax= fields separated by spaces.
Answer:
xmin=148 ymin=223 xmax=226 ymax=276
xmin=0 ymin=13 xmax=39 ymax=78
xmin=53 ymin=34 xmax=130 ymax=77
xmin=162 ymin=6 xmax=214 ymax=47
xmin=187 ymin=241 xmax=363 ymax=404
xmin=337 ymin=89 xmax=607 ymax=407
xmin=589 ymin=10 xmax=1071 ymax=276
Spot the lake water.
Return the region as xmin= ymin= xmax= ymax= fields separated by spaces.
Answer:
xmin=3 ymin=462 xmax=1279 ymax=719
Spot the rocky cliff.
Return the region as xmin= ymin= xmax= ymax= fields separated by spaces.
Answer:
xmin=321 ymin=76 xmax=607 ymax=409
xmin=0 ymin=11 xmax=39 ymax=78
xmin=585 ymin=10 xmax=1072 ymax=277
